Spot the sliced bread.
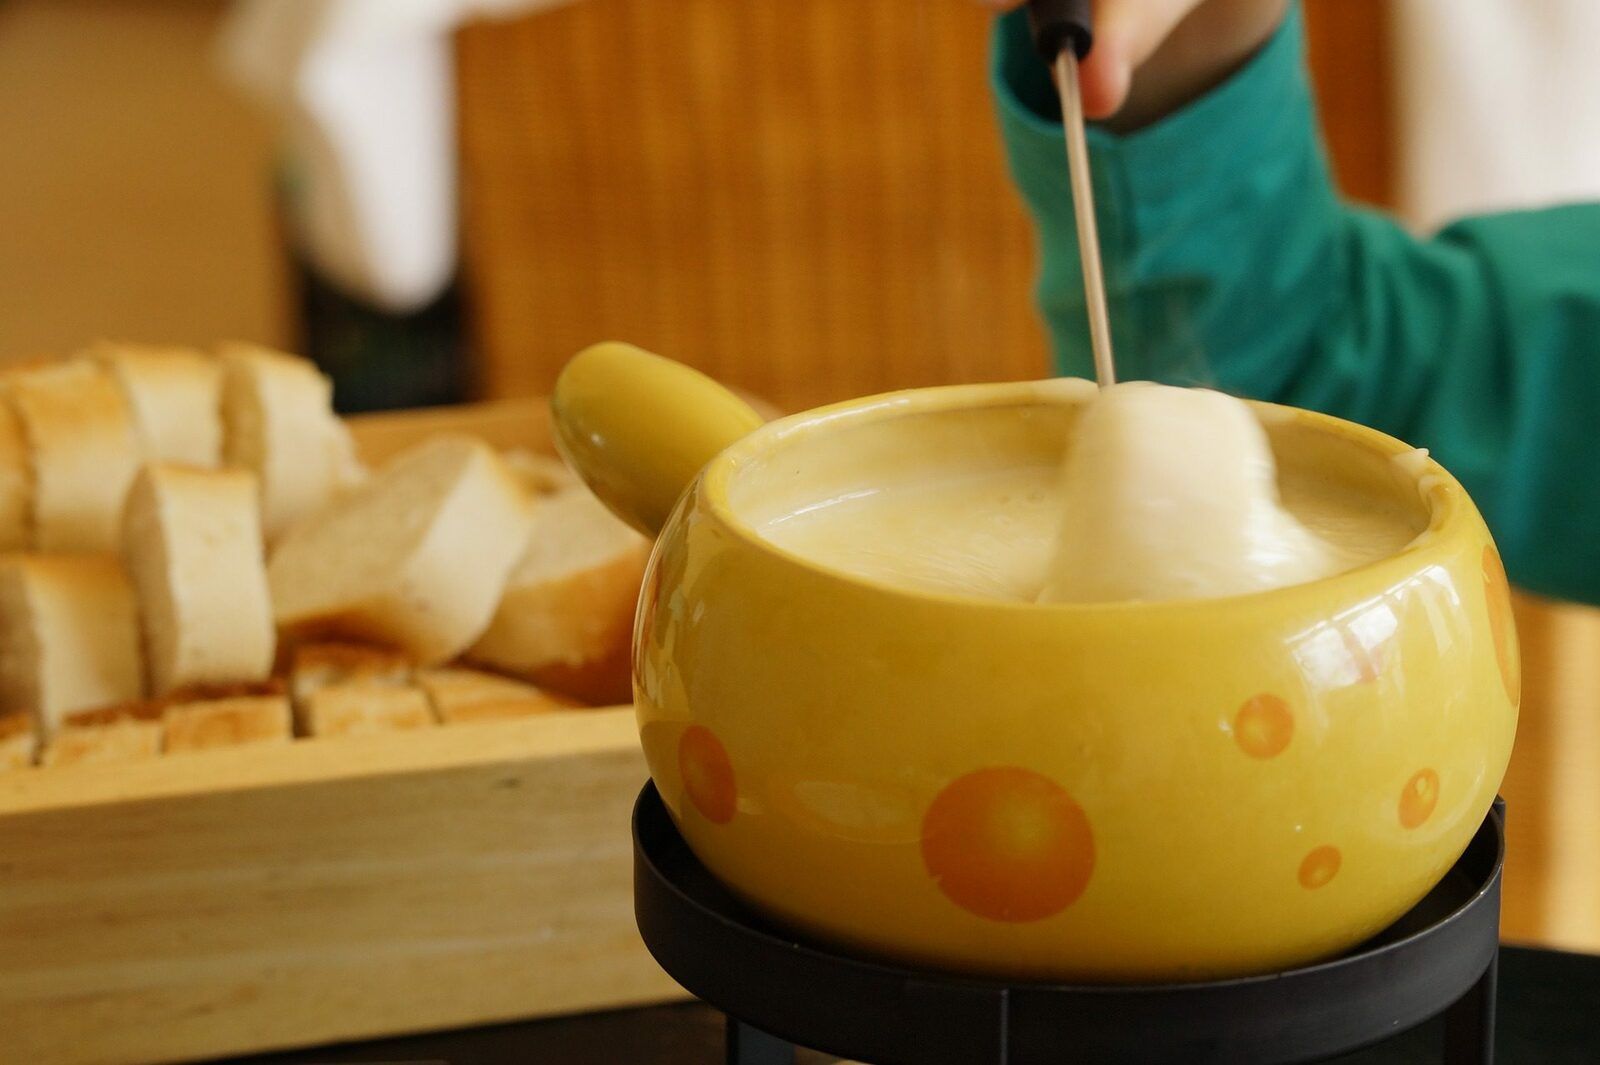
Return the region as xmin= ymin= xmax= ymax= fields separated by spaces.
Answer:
xmin=0 ymin=710 xmax=35 ymax=771
xmin=466 ymin=486 xmax=647 ymax=705
xmin=287 ymin=641 xmax=412 ymax=703
xmin=287 ymin=641 xmax=412 ymax=733
xmin=0 ymin=554 xmax=144 ymax=740
xmin=219 ymin=343 xmax=364 ymax=541
xmin=502 ymin=448 xmax=578 ymax=496
xmin=416 ymin=666 xmax=577 ymax=724
xmin=301 ymin=681 xmax=435 ymax=738
xmin=44 ymin=700 xmax=164 ymax=767
xmin=87 ymin=341 xmax=223 ymax=467
xmin=7 ymin=361 xmax=140 ymax=551
xmin=269 ymin=435 xmax=534 ymax=664
xmin=163 ymin=693 xmax=292 ymax=753
xmin=123 ymin=464 xmax=275 ymax=696
xmin=0 ymin=401 xmax=30 ymax=550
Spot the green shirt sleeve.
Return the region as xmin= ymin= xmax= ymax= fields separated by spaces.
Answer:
xmin=993 ymin=4 xmax=1600 ymax=606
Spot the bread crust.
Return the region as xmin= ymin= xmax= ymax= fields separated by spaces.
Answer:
xmin=87 ymin=342 xmax=223 ymax=467
xmin=6 ymin=362 xmax=140 ymax=551
xmin=467 ymin=486 xmax=646 ymax=706
xmin=163 ymin=694 xmax=292 ymax=753
xmin=44 ymin=698 xmax=164 ymax=767
xmin=0 ymin=709 xmax=35 ymax=771
xmin=302 ymin=682 xmax=435 ymax=738
xmin=0 ymin=554 xmax=145 ymax=739
xmin=287 ymin=642 xmax=412 ymax=734
xmin=416 ymin=666 xmax=577 ymax=723
xmin=0 ymin=402 xmax=31 ymax=550
xmin=220 ymin=343 xmax=360 ymax=541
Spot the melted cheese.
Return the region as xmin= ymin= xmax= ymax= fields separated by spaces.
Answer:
xmin=757 ymin=385 xmax=1420 ymax=604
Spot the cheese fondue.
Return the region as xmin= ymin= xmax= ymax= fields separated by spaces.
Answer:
xmin=753 ymin=384 xmax=1423 ymax=604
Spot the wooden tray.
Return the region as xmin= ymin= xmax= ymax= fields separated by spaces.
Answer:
xmin=0 ymin=399 xmax=684 ymax=1065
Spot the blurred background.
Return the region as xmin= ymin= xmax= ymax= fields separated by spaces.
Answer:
xmin=2 ymin=0 xmax=1598 ymax=951
xmin=10 ymin=0 xmax=1600 ymax=414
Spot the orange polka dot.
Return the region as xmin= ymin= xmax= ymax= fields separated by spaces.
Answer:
xmin=1483 ymin=546 xmax=1520 ymax=707
xmin=678 ymin=725 xmax=736 ymax=824
xmin=1298 ymin=846 xmax=1342 ymax=890
xmin=1233 ymin=694 xmax=1294 ymax=759
xmin=1399 ymin=768 xmax=1440 ymax=829
xmin=920 ymin=767 xmax=1094 ymax=923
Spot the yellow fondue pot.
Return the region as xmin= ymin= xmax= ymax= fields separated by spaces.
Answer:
xmin=553 ymin=341 xmax=1519 ymax=982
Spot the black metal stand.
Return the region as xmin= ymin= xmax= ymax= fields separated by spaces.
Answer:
xmin=634 ymin=784 xmax=1505 ymax=1065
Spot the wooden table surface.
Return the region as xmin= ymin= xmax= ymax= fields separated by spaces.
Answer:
xmin=1497 ymin=594 xmax=1600 ymax=951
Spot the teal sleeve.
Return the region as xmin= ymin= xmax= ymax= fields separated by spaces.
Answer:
xmin=992 ymin=4 xmax=1600 ymax=606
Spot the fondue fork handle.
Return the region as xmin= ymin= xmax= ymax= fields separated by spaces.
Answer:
xmin=1025 ymin=0 xmax=1117 ymax=389
xmin=1025 ymin=0 xmax=1093 ymax=61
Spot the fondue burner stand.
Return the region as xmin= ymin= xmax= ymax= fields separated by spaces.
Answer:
xmin=633 ymin=785 xmax=1505 ymax=1065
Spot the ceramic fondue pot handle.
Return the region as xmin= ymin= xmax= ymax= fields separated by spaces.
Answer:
xmin=551 ymin=342 xmax=766 ymax=537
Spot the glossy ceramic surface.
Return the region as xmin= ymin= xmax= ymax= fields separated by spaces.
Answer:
xmin=554 ymin=343 xmax=1519 ymax=981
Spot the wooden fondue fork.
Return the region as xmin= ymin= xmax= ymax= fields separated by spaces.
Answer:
xmin=1026 ymin=0 xmax=1117 ymax=388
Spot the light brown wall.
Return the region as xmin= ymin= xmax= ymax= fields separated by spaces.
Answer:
xmin=0 ymin=0 xmax=287 ymax=363
xmin=456 ymin=0 xmax=1050 ymax=412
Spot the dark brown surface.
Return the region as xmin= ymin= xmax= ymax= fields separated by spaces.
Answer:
xmin=229 ymin=947 xmax=1596 ymax=1065
xmin=1303 ymin=0 xmax=1395 ymax=209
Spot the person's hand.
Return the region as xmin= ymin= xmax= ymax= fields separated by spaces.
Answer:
xmin=981 ymin=0 xmax=1287 ymax=130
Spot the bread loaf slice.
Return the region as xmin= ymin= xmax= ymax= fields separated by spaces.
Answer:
xmin=0 ymin=710 xmax=35 ymax=771
xmin=501 ymin=448 xmax=578 ymax=496
xmin=416 ymin=666 xmax=577 ymax=724
xmin=302 ymin=682 xmax=435 ymax=738
xmin=0 ymin=401 xmax=31 ymax=550
xmin=163 ymin=693 xmax=292 ymax=753
xmin=269 ymin=435 xmax=534 ymax=664
xmin=466 ymin=486 xmax=647 ymax=705
xmin=123 ymin=464 xmax=275 ymax=696
xmin=43 ymin=700 xmax=164 ymax=767
xmin=287 ymin=641 xmax=412 ymax=733
xmin=7 ymin=361 xmax=140 ymax=551
xmin=0 ymin=554 xmax=144 ymax=739
xmin=219 ymin=343 xmax=364 ymax=541
xmin=88 ymin=342 xmax=223 ymax=467
xmin=288 ymin=641 xmax=411 ymax=702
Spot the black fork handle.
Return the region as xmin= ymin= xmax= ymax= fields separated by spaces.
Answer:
xmin=1026 ymin=0 xmax=1094 ymax=61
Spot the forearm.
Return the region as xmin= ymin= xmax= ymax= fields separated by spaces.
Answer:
xmin=992 ymin=5 xmax=1336 ymax=391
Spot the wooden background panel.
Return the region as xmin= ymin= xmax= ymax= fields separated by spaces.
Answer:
xmin=1303 ymin=0 xmax=1395 ymax=208
xmin=0 ymin=0 xmax=286 ymax=363
xmin=456 ymin=0 xmax=1047 ymax=412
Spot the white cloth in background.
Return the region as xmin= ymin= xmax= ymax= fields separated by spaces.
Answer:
xmin=1393 ymin=0 xmax=1600 ymax=231
xmin=219 ymin=0 xmax=572 ymax=312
